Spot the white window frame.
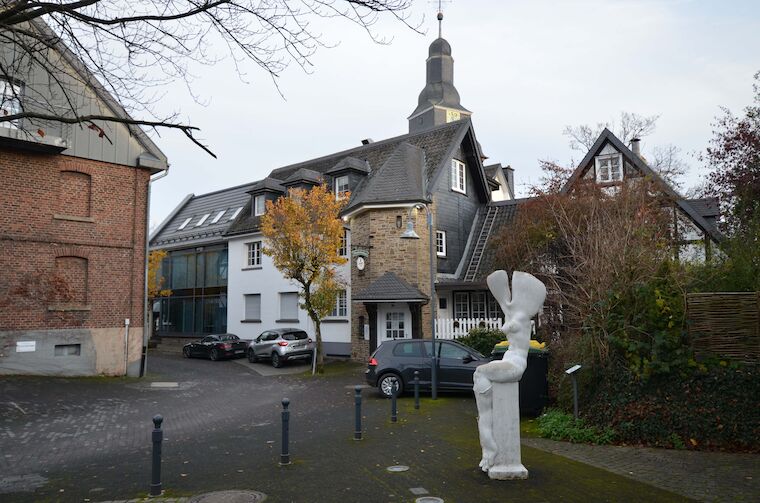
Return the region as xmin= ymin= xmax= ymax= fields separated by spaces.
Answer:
xmin=385 ymin=312 xmax=406 ymax=339
xmin=454 ymin=292 xmax=469 ymax=318
xmin=246 ymin=241 xmax=262 ymax=267
xmin=211 ymin=210 xmax=226 ymax=224
xmin=436 ymin=230 xmax=447 ymax=257
xmin=177 ymin=217 xmax=192 ymax=230
xmin=195 ymin=213 xmax=210 ymax=226
xmin=228 ymin=207 xmax=243 ymax=221
xmin=471 ymin=292 xmax=487 ymax=319
xmin=335 ymin=175 xmax=349 ymax=199
xmin=254 ymin=195 xmax=266 ymax=216
xmin=451 ymin=159 xmax=466 ymax=194
xmin=595 ymin=154 xmax=623 ymax=183
xmin=244 ymin=294 xmax=261 ymax=321
xmin=0 ymin=78 xmax=23 ymax=129
xmin=338 ymin=228 xmax=348 ymax=257
xmin=329 ymin=289 xmax=348 ymax=317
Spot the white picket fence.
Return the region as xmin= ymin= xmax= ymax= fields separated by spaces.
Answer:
xmin=435 ymin=318 xmax=503 ymax=340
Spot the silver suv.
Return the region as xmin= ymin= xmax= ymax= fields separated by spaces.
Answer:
xmin=247 ymin=328 xmax=314 ymax=368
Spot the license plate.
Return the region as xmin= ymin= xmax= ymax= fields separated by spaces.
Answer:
xmin=235 ymin=350 xmax=244 ymax=354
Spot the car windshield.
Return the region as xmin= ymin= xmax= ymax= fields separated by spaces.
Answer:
xmin=218 ymin=334 xmax=239 ymax=341
xmin=282 ymin=331 xmax=308 ymax=341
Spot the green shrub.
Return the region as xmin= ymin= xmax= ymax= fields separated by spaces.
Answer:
xmin=537 ymin=409 xmax=615 ymax=445
xmin=456 ymin=327 xmax=505 ymax=356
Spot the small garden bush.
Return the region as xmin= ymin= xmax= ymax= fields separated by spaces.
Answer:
xmin=538 ymin=409 xmax=615 ymax=445
xmin=457 ymin=328 xmax=505 ymax=356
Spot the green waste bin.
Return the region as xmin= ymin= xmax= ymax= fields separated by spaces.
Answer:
xmin=491 ymin=344 xmax=549 ymax=417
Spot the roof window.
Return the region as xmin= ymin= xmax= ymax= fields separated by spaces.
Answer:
xmin=195 ymin=213 xmax=210 ymax=226
xmin=229 ymin=207 xmax=243 ymax=220
xmin=177 ymin=217 xmax=192 ymax=230
xmin=211 ymin=210 xmax=226 ymax=224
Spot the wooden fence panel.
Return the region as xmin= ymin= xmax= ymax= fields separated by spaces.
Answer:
xmin=686 ymin=292 xmax=760 ymax=363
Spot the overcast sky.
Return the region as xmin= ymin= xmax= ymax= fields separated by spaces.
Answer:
xmin=148 ymin=0 xmax=760 ymax=229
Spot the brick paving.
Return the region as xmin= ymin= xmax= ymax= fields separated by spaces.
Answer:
xmin=0 ymin=353 xmax=756 ymax=502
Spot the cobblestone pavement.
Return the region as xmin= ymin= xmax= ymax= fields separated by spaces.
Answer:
xmin=0 ymin=354 xmax=755 ymax=502
xmin=522 ymin=437 xmax=759 ymax=503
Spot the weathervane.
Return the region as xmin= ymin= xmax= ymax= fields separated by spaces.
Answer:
xmin=430 ymin=0 xmax=451 ymax=38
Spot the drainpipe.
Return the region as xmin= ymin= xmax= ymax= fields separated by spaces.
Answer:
xmin=124 ymin=318 xmax=130 ymax=375
xmin=142 ymin=166 xmax=170 ymax=377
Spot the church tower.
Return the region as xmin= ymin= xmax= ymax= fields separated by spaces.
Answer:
xmin=408 ymin=12 xmax=471 ymax=133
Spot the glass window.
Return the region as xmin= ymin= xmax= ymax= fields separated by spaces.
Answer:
xmin=454 ymin=292 xmax=469 ymax=318
xmin=471 ymin=292 xmax=487 ymax=319
xmin=244 ymin=294 xmax=261 ymax=320
xmin=392 ymin=341 xmax=424 ymax=357
xmin=595 ymin=154 xmax=623 ymax=183
xmin=436 ymin=230 xmax=446 ymax=257
xmin=229 ymin=207 xmax=243 ymax=220
xmin=177 ymin=217 xmax=192 ymax=230
xmin=440 ymin=342 xmax=470 ymax=359
xmin=451 ymin=159 xmax=466 ymax=193
xmin=280 ymin=292 xmax=299 ymax=320
xmin=205 ymin=251 xmax=219 ymax=286
xmin=330 ymin=290 xmax=347 ymax=317
xmin=196 ymin=213 xmax=210 ymax=226
xmin=487 ymin=293 xmax=502 ymax=319
xmin=385 ymin=312 xmax=405 ymax=339
xmin=211 ymin=210 xmax=226 ymax=224
xmin=246 ymin=241 xmax=262 ymax=267
xmin=254 ymin=195 xmax=266 ymax=216
xmin=0 ymin=79 xmax=22 ymax=129
xmin=338 ymin=228 xmax=348 ymax=257
xmin=283 ymin=331 xmax=308 ymax=341
xmin=335 ymin=175 xmax=349 ymax=199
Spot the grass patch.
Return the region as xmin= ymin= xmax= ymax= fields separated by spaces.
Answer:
xmin=538 ymin=409 xmax=615 ymax=445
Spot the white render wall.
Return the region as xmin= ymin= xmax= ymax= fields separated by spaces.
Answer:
xmin=226 ymin=232 xmax=352 ymax=356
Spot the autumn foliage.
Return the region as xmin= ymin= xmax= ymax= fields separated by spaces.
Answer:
xmin=260 ymin=184 xmax=348 ymax=373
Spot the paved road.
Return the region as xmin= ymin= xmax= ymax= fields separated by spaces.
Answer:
xmin=0 ymin=354 xmax=755 ymax=502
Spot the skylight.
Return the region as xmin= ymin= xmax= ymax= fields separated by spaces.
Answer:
xmin=229 ymin=207 xmax=243 ymax=220
xmin=195 ymin=213 xmax=210 ymax=226
xmin=177 ymin=217 xmax=192 ymax=230
xmin=211 ymin=210 xmax=226 ymax=224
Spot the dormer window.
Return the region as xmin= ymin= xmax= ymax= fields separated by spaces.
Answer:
xmin=595 ymin=154 xmax=623 ymax=183
xmin=0 ymin=78 xmax=22 ymax=129
xmin=254 ymin=195 xmax=266 ymax=216
xmin=335 ymin=175 xmax=349 ymax=199
xmin=451 ymin=159 xmax=466 ymax=194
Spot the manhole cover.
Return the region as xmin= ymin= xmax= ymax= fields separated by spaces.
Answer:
xmin=415 ymin=498 xmax=444 ymax=503
xmin=188 ymin=490 xmax=266 ymax=503
xmin=386 ymin=465 xmax=410 ymax=472
xmin=150 ymin=382 xmax=179 ymax=388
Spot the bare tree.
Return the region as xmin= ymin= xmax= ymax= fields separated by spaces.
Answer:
xmin=563 ymin=111 xmax=659 ymax=152
xmin=0 ymin=0 xmax=417 ymax=155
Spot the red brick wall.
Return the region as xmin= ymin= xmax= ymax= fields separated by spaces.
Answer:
xmin=0 ymin=148 xmax=149 ymax=331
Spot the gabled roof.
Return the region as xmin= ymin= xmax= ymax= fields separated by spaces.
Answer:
xmin=248 ymin=177 xmax=286 ymax=194
xmin=324 ymin=157 xmax=370 ymax=176
xmin=561 ymin=128 xmax=723 ymax=243
xmin=353 ymin=272 xmax=428 ymax=302
xmin=282 ymin=168 xmax=323 ymax=186
xmin=149 ymin=182 xmax=255 ymax=248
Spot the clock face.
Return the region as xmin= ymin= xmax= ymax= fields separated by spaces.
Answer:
xmin=356 ymin=257 xmax=366 ymax=271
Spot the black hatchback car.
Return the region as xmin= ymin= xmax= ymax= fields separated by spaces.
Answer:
xmin=365 ymin=339 xmax=487 ymax=397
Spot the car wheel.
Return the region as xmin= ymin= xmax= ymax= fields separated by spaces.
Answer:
xmin=379 ymin=373 xmax=403 ymax=398
xmin=271 ymin=352 xmax=283 ymax=368
xmin=210 ymin=348 xmax=220 ymax=361
xmin=247 ymin=348 xmax=258 ymax=363
xmin=183 ymin=346 xmax=191 ymax=358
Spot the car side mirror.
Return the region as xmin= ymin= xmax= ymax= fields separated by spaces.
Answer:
xmin=462 ymin=354 xmax=474 ymax=364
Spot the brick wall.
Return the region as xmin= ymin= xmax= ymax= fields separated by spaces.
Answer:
xmin=350 ymin=206 xmax=434 ymax=360
xmin=0 ymin=148 xmax=149 ymax=332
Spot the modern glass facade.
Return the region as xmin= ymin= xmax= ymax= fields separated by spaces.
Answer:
xmin=155 ymin=245 xmax=228 ymax=336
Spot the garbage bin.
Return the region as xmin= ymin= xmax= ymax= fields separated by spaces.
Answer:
xmin=491 ymin=342 xmax=549 ymax=417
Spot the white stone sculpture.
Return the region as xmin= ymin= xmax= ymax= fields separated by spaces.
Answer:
xmin=473 ymin=270 xmax=546 ymax=480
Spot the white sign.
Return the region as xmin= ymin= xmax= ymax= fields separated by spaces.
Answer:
xmin=16 ymin=341 xmax=36 ymax=353
xmin=363 ymin=324 xmax=370 ymax=341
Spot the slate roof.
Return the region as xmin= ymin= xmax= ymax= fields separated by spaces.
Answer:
xmin=282 ymin=168 xmax=323 ymax=186
xmin=353 ymin=272 xmax=429 ymax=302
xmin=150 ymin=182 xmax=255 ymax=249
xmin=248 ymin=177 xmax=286 ymax=194
xmin=226 ymin=120 xmax=473 ymax=237
xmin=560 ymin=128 xmax=723 ymax=243
xmin=324 ymin=157 xmax=371 ymax=175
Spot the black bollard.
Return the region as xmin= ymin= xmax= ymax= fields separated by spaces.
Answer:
xmin=354 ymin=386 xmax=362 ymax=441
xmin=391 ymin=382 xmax=398 ymax=423
xmin=150 ymin=414 xmax=163 ymax=497
xmin=280 ymin=398 xmax=290 ymax=465
xmin=413 ymin=371 xmax=420 ymax=410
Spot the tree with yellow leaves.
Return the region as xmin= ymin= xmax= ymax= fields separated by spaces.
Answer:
xmin=147 ymin=250 xmax=173 ymax=300
xmin=261 ymin=184 xmax=348 ymax=373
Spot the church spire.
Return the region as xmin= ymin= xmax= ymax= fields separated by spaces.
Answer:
xmin=407 ymin=5 xmax=471 ymax=134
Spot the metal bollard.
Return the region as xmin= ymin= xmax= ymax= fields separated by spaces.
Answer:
xmin=150 ymin=414 xmax=163 ymax=497
xmin=354 ymin=386 xmax=362 ymax=440
xmin=280 ymin=398 xmax=291 ymax=465
xmin=413 ymin=371 xmax=420 ymax=410
xmin=391 ymin=382 xmax=398 ymax=423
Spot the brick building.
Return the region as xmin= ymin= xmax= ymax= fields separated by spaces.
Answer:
xmin=0 ymin=23 xmax=168 ymax=376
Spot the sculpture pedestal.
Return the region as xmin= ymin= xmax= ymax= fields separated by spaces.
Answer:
xmin=488 ymin=381 xmax=527 ymax=480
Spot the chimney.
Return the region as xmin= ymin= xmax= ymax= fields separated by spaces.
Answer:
xmin=503 ymin=165 xmax=515 ymax=199
xmin=631 ymin=138 xmax=641 ymax=157
xmin=361 ymin=138 xmax=374 ymax=145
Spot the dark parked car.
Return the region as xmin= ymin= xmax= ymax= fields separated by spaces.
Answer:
xmin=247 ymin=328 xmax=315 ymax=368
xmin=365 ymin=339 xmax=487 ymax=397
xmin=183 ymin=334 xmax=248 ymax=361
